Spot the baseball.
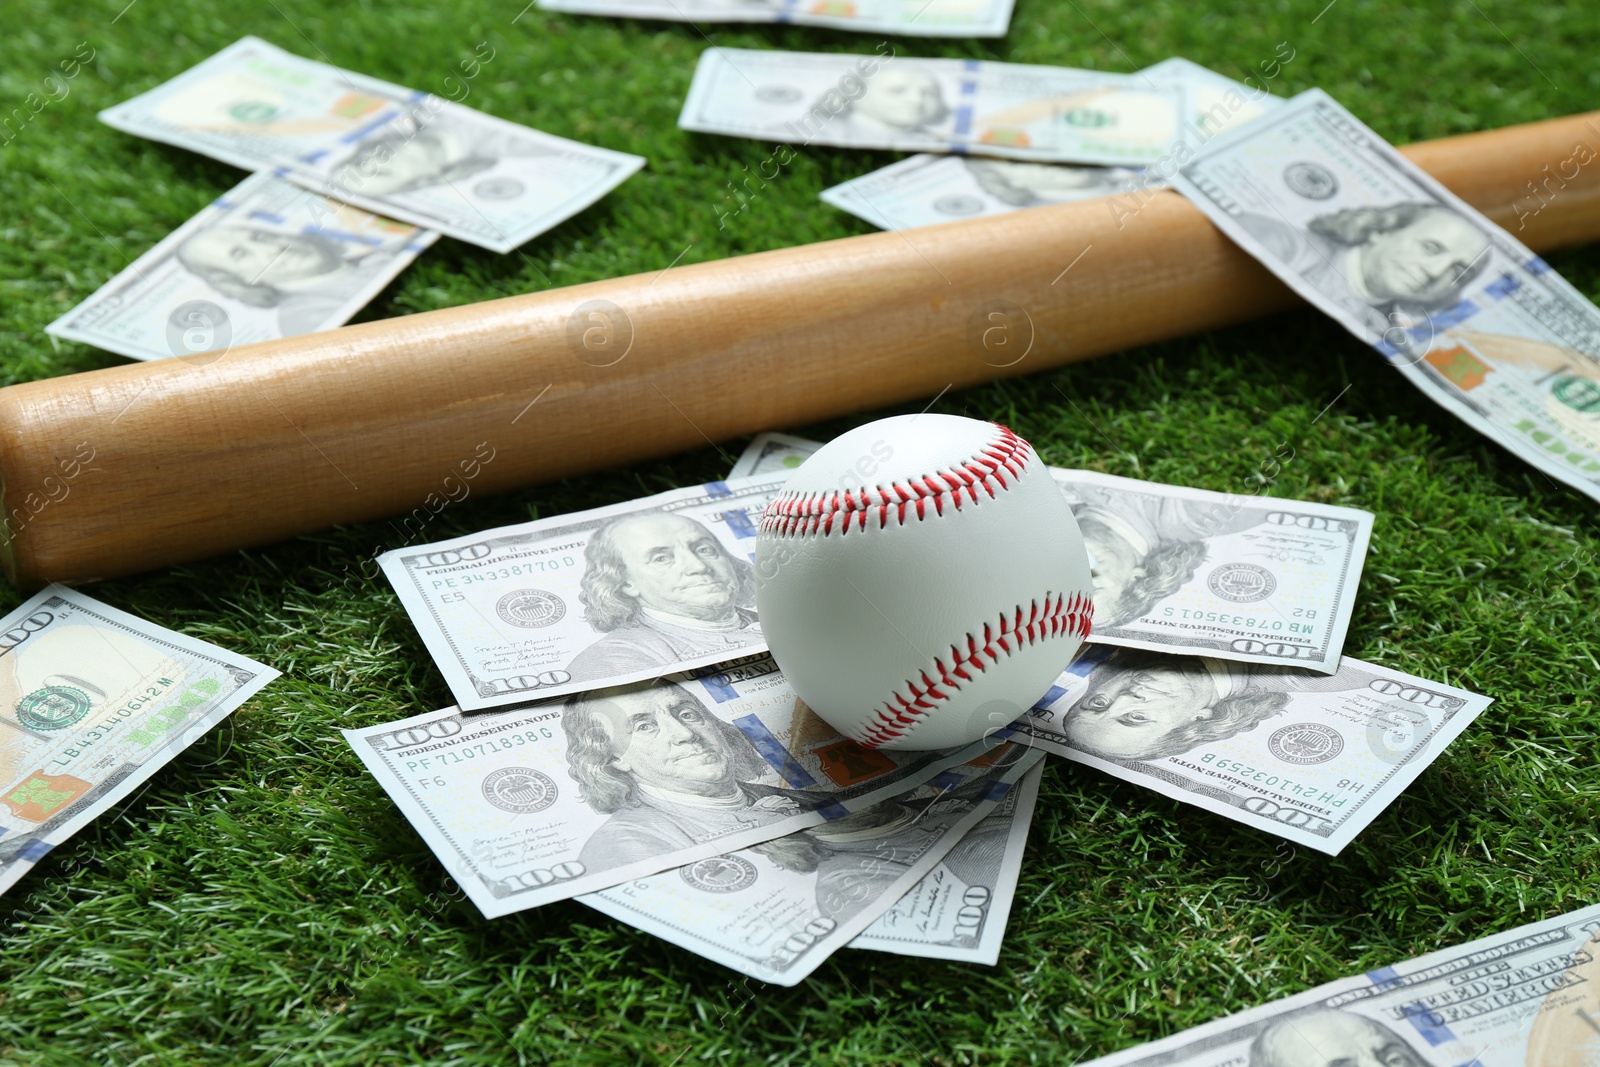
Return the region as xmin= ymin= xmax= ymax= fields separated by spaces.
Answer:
xmin=755 ymin=414 xmax=1094 ymax=751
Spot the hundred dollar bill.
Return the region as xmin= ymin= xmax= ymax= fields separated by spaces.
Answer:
xmin=1055 ymin=470 xmax=1372 ymax=674
xmin=581 ymin=743 xmax=1042 ymax=984
xmin=379 ymin=474 xmax=788 ymax=712
xmin=45 ymin=172 xmax=437 ymax=362
xmin=1013 ymin=648 xmax=1490 ymax=855
xmin=816 ymin=57 xmax=1282 ymax=232
xmin=0 ymin=585 xmax=279 ymax=896
xmin=1080 ymin=901 xmax=1600 ymax=1067
xmin=342 ymin=654 xmax=1003 ymax=917
xmin=1170 ymin=89 xmax=1600 ymax=507
xmin=679 ymin=48 xmax=1187 ymax=166
xmin=849 ymin=757 xmax=1043 ymax=964
xmin=727 ymin=433 xmax=1374 ymax=673
xmin=539 ymin=0 xmax=1015 ymax=37
xmin=819 ymin=154 xmax=1149 ymax=231
xmin=99 ymin=37 xmax=645 ymax=254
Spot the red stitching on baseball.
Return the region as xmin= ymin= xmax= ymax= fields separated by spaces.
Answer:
xmin=758 ymin=423 xmax=1033 ymax=538
xmin=855 ymin=591 xmax=1094 ymax=749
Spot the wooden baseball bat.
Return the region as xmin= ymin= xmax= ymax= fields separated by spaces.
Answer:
xmin=5 ymin=111 xmax=1600 ymax=590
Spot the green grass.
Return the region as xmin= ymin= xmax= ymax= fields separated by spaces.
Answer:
xmin=3 ymin=1 xmax=1600 ymax=1063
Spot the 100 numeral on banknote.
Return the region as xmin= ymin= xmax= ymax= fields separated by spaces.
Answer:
xmin=849 ymin=758 xmax=1044 ymax=964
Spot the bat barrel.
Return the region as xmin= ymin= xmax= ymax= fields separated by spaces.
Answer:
xmin=5 ymin=110 xmax=1600 ymax=589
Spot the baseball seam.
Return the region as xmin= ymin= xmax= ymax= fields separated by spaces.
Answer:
xmin=857 ymin=592 xmax=1094 ymax=749
xmin=758 ymin=423 xmax=1032 ymax=537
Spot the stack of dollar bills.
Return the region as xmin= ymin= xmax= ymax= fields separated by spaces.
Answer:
xmin=39 ymin=25 xmax=1600 ymax=1034
xmin=355 ymin=44 xmax=1600 ymax=1005
xmin=361 ymin=426 xmax=1496 ymax=983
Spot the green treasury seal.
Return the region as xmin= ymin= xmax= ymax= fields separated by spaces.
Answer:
xmin=17 ymin=685 xmax=92 ymax=731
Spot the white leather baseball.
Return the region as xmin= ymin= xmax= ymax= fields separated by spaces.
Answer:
xmin=755 ymin=414 xmax=1093 ymax=751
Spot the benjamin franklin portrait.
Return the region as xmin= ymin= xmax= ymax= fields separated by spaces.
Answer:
xmin=1042 ymin=648 xmax=1289 ymax=762
xmin=565 ymin=512 xmax=760 ymax=681
xmin=1237 ymin=200 xmax=1492 ymax=342
xmin=1063 ymin=481 xmax=1261 ymax=628
xmin=563 ymin=680 xmax=823 ymax=872
xmin=1249 ymin=1008 xmax=1435 ymax=1067
xmin=964 ymin=159 xmax=1140 ymax=208
xmin=172 ymin=224 xmax=400 ymax=336
xmin=831 ymin=68 xmax=952 ymax=140
xmin=329 ymin=104 xmax=499 ymax=198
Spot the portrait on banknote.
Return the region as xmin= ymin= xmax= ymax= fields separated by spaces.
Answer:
xmin=962 ymin=159 xmax=1137 ymax=207
xmin=100 ymin=37 xmax=644 ymax=252
xmin=1248 ymin=1008 xmax=1435 ymax=1067
xmin=170 ymin=223 xmax=405 ymax=334
xmin=1030 ymin=648 xmax=1290 ymax=762
xmin=43 ymin=172 xmax=437 ymax=362
xmin=1234 ymin=198 xmax=1491 ymax=341
xmin=324 ymin=107 xmax=499 ymax=202
xmin=562 ymin=679 xmax=825 ymax=870
xmin=565 ymin=511 xmax=761 ymax=681
xmin=1174 ymin=89 xmax=1600 ymax=505
xmin=827 ymin=68 xmax=953 ymax=140
xmin=1063 ymin=479 xmax=1257 ymax=628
